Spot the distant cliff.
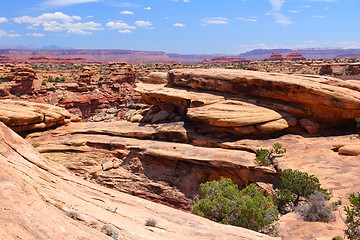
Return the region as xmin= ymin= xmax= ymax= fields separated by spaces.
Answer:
xmin=239 ymin=48 xmax=360 ymax=60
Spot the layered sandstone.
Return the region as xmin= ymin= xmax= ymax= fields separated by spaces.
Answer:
xmin=0 ymin=100 xmax=74 ymax=132
xmin=0 ymin=121 xmax=273 ymax=240
xmin=167 ymin=68 xmax=360 ymax=123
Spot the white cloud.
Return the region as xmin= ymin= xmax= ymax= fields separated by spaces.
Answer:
xmin=173 ymin=23 xmax=186 ymax=27
xmin=202 ymin=17 xmax=230 ymax=25
xmin=13 ymin=12 xmax=81 ymax=25
xmin=119 ymin=29 xmax=131 ymax=33
xmin=27 ymin=33 xmax=45 ymax=37
xmin=312 ymin=15 xmax=326 ymax=18
xmin=13 ymin=12 xmax=102 ymax=35
xmin=106 ymin=21 xmax=136 ymax=29
xmin=0 ymin=17 xmax=8 ymax=23
xmin=334 ymin=41 xmax=360 ymax=49
xmin=0 ymin=30 xmax=20 ymax=38
xmin=237 ymin=17 xmax=257 ymax=22
xmin=67 ymin=28 xmax=92 ymax=35
xmin=144 ymin=7 xmax=152 ymax=10
xmin=135 ymin=20 xmax=152 ymax=27
xmin=268 ymin=0 xmax=293 ymax=25
xmin=120 ymin=10 xmax=134 ymax=15
xmin=42 ymin=0 xmax=99 ymax=7
xmin=289 ymin=10 xmax=300 ymax=13
xmin=183 ymin=0 xmax=190 ymax=2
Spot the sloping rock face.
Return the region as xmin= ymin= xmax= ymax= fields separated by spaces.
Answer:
xmin=0 ymin=99 xmax=75 ymax=132
xmin=168 ymin=68 xmax=360 ymax=124
xmin=26 ymin=121 xmax=279 ymax=210
xmin=0 ymin=121 xmax=273 ymax=240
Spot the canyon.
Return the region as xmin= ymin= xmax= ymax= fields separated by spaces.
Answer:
xmin=0 ymin=57 xmax=359 ymax=239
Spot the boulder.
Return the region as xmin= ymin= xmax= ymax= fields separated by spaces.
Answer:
xmin=142 ymin=72 xmax=168 ymax=84
xmin=0 ymin=100 xmax=73 ymax=133
xmin=299 ymin=118 xmax=320 ymax=134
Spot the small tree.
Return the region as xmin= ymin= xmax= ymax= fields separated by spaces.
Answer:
xmin=255 ymin=143 xmax=286 ymax=166
xmin=275 ymin=169 xmax=331 ymax=213
xmin=192 ymin=178 xmax=278 ymax=233
xmin=344 ymin=192 xmax=360 ymax=240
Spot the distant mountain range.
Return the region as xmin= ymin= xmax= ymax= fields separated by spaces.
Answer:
xmin=0 ymin=47 xmax=359 ymax=63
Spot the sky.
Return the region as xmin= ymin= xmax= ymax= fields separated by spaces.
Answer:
xmin=0 ymin=0 xmax=359 ymax=54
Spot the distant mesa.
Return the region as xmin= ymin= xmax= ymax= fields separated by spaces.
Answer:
xmin=201 ymin=57 xmax=250 ymax=64
xmin=264 ymin=52 xmax=306 ymax=61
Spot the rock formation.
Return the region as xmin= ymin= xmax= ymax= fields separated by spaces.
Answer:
xmin=136 ymin=68 xmax=360 ymax=135
xmin=265 ymin=52 xmax=284 ymax=61
xmin=0 ymin=121 xmax=273 ymax=240
xmin=285 ymin=52 xmax=306 ymax=61
xmin=0 ymin=64 xmax=36 ymax=95
xmin=0 ymin=100 xmax=75 ymax=132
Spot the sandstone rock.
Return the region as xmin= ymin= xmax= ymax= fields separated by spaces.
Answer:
xmin=130 ymin=114 xmax=143 ymax=123
xmin=299 ymin=118 xmax=320 ymax=134
xmin=151 ymin=110 xmax=170 ymax=123
xmin=142 ymin=72 xmax=168 ymax=84
xmin=0 ymin=100 xmax=73 ymax=132
xmin=187 ymin=100 xmax=283 ymax=128
xmin=167 ymin=68 xmax=360 ymax=122
xmin=1 ymin=121 xmax=273 ymax=240
xmin=255 ymin=118 xmax=289 ymax=132
xmin=338 ymin=144 xmax=360 ymax=156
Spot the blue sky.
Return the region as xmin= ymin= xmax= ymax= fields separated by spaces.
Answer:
xmin=0 ymin=0 xmax=359 ymax=54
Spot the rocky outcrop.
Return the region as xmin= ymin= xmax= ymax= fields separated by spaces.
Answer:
xmin=26 ymin=121 xmax=279 ymax=210
xmin=285 ymin=52 xmax=306 ymax=61
xmin=0 ymin=64 xmax=36 ymax=95
xmin=167 ymin=68 xmax=360 ymax=123
xmin=0 ymin=100 xmax=75 ymax=132
xmin=1 ymin=121 xmax=273 ymax=240
xmin=265 ymin=52 xmax=284 ymax=61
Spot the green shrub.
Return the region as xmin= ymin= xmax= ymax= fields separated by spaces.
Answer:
xmin=275 ymin=169 xmax=331 ymax=213
xmin=344 ymin=192 xmax=360 ymax=240
xmin=255 ymin=143 xmax=286 ymax=166
xmin=255 ymin=149 xmax=272 ymax=166
xmin=191 ymin=178 xmax=278 ymax=233
xmin=295 ymin=191 xmax=335 ymax=222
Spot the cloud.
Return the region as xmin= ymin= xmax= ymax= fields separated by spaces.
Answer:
xmin=173 ymin=23 xmax=186 ymax=27
xmin=183 ymin=0 xmax=191 ymax=2
xmin=42 ymin=0 xmax=99 ymax=7
xmin=119 ymin=29 xmax=131 ymax=33
xmin=289 ymin=10 xmax=300 ymax=13
xmin=106 ymin=20 xmax=136 ymax=29
xmin=268 ymin=0 xmax=293 ymax=25
xmin=312 ymin=15 xmax=326 ymax=18
xmin=13 ymin=12 xmax=102 ymax=35
xmin=0 ymin=17 xmax=8 ymax=23
xmin=120 ymin=10 xmax=134 ymax=15
xmin=27 ymin=33 xmax=46 ymax=37
xmin=144 ymin=7 xmax=151 ymax=10
xmin=237 ymin=17 xmax=257 ymax=22
xmin=335 ymin=41 xmax=360 ymax=49
xmin=0 ymin=30 xmax=20 ymax=38
xmin=135 ymin=20 xmax=152 ymax=27
xmin=202 ymin=17 xmax=230 ymax=25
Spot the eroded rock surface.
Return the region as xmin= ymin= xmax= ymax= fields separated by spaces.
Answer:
xmin=1 ymin=121 xmax=273 ymax=240
xmin=26 ymin=121 xmax=278 ymax=210
xmin=0 ymin=99 xmax=75 ymax=132
xmin=168 ymin=68 xmax=360 ymax=122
